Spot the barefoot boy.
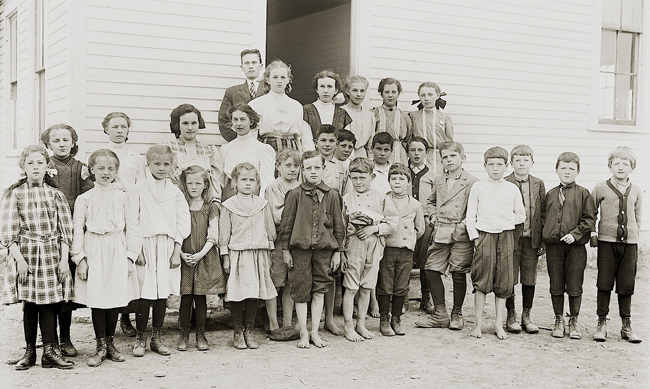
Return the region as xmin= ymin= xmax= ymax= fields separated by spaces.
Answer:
xmin=279 ymin=150 xmax=345 ymax=348
xmin=342 ymin=157 xmax=398 ymax=341
xmin=416 ymin=141 xmax=478 ymax=330
xmin=543 ymin=152 xmax=595 ymax=339
xmin=504 ymin=145 xmax=547 ymax=334
xmin=379 ymin=163 xmax=425 ymax=336
xmin=466 ymin=147 xmax=526 ymax=340
xmin=265 ymin=148 xmax=301 ymax=337
xmin=591 ymin=146 xmax=642 ymax=343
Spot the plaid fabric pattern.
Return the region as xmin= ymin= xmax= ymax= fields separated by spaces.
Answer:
xmin=0 ymin=182 xmax=74 ymax=305
xmin=260 ymin=135 xmax=299 ymax=152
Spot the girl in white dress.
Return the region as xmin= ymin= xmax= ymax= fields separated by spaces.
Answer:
xmin=219 ymin=104 xmax=276 ymax=201
xmin=131 ymin=145 xmax=191 ymax=357
xmin=71 ymin=149 xmax=142 ymax=367
xmin=342 ymin=75 xmax=375 ymax=159
xmin=219 ymin=163 xmax=277 ymax=349
xmin=102 ymin=111 xmax=146 ymax=336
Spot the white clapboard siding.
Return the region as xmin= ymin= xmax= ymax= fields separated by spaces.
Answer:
xmin=82 ymin=0 xmax=262 ymax=161
xmin=46 ymin=0 xmax=71 ymax=124
xmin=364 ymin=0 xmax=649 ymax=221
xmin=267 ymin=4 xmax=351 ymax=105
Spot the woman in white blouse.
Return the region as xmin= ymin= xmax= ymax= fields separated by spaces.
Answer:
xmin=103 ymin=112 xmax=147 ymax=191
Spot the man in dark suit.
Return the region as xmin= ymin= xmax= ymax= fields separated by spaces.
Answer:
xmin=219 ymin=48 xmax=265 ymax=141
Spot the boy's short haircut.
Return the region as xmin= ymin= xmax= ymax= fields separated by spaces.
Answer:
xmin=555 ymin=152 xmax=581 ymax=170
xmin=316 ymin=124 xmax=337 ymax=138
xmin=484 ymin=146 xmax=509 ymax=164
xmin=348 ymin=157 xmax=374 ymax=174
xmin=240 ymin=48 xmax=262 ymax=63
xmin=378 ymin=77 xmax=403 ymax=94
xmin=409 ymin=136 xmax=430 ymax=149
xmin=438 ymin=141 xmax=464 ymax=156
xmin=275 ymin=148 xmax=301 ymax=166
xmin=301 ymin=150 xmax=325 ymax=166
xmin=388 ymin=163 xmax=411 ymax=182
xmin=607 ymin=146 xmax=636 ymax=169
xmin=336 ymin=129 xmax=356 ymax=144
xmin=372 ymin=132 xmax=394 ymax=149
xmin=510 ymin=144 xmax=534 ymax=162
xmin=146 ymin=144 xmax=174 ymax=163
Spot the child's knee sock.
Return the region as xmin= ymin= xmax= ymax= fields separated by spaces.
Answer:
xmin=420 ymin=269 xmax=430 ymax=295
xmin=522 ymin=285 xmax=535 ymax=309
xmin=230 ymin=301 xmax=244 ymax=323
xmin=23 ymin=302 xmax=39 ymax=345
xmin=151 ymin=299 xmax=167 ymax=328
xmin=135 ymin=299 xmax=151 ymax=331
xmin=378 ymin=294 xmax=391 ymax=315
xmin=568 ymin=295 xmax=581 ymax=316
xmin=596 ymin=289 xmax=611 ymax=317
xmin=194 ymin=295 xmax=207 ymax=326
xmin=91 ymin=308 xmax=107 ymax=338
xmin=40 ymin=304 xmax=57 ymax=344
xmin=451 ymin=272 xmax=467 ymax=308
xmin=244 ymin=299 xmax=258 ymax=324
xmin=58 ymin=310 xmax=72 ymax=340
xmin=179 ymin=295 xmax=193 ymax=327
xmin=505 ymin=289 xmax=515 ymax=311
xmin=391 ymin=295 xmax=405 ymax=317
xmin=551 ymin=294 xmax=564 ymax=316
xmin=618 ymin=294 xmax=631 ymax=318
xmin=426 ymin=270 xmax=445 ymax=306
xmin=105 ymin=308 xmax=119 ymax=337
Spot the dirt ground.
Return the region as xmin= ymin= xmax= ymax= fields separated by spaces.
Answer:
xmin=1 ymin=250 xmax=649 ymax=389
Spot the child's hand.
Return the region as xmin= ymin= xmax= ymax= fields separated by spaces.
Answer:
xmin=128 ymin=260 xmax=135 ymax=277
xmin=282 ymin=250 xmax=293 ymax=269
xmin=77 ymin=258 xmax=89 ymax=281
xmin=330 ymin=252 xmax=341 ymax=272
xmin=356 ymin=225 xmax=379 ymax=240
xmin=222 ymin=254 xmax=230 ymax=274
xmin=537 ymin=246 xmax=546 ymax=257
xmin=340 ymin=252 xmax=348 ymax=273
xmin=58 ymin=259 xmax=71 ymax=281
xmin=135 ymin=253 xmax=145 ymax=266
xmin=560 ymin=234 xmax=575 ymax=244
xmin=170 ymin=252 xmax=181 ymax=269
xmin=15 ymin=257 xmax=30 ymax=285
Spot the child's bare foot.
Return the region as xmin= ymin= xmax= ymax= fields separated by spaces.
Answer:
xmin=325 ymin=320 xmax=344 ymax=336
xmin=310 ymin=331 xmax=328 ymax=348
xmin=297 ymin=329 xmax=310 ymax=349
xmin=470 ymin=325 xmax=483 ymax=338
xmin=344 ymin=324 xmax=364 ymax=342
xmin=495 ymin=326 xmax=508 ymax=340
xmin=369 ymin=306 xmax=380 ymax=318
xmin=356 ymin=324 xmax=375 ymax=339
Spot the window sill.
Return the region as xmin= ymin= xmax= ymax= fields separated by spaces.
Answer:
xmin=589 ymin=125 xmax=646 ymax=134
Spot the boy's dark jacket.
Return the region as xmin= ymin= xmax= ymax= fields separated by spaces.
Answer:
xmin=542 ymin=182 xmax=595 ymax=246
xmin=505 ymin=173 xmax=546 ymax=249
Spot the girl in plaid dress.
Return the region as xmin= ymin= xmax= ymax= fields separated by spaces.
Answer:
xmin=176 ymin=165 xmax=225 ymax=352
xmin=1 ymin=145 xmax=75 ymax=370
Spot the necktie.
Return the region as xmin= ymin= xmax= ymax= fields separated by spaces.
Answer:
xmin=250 ymin=82 xmax=256 ymax=98
xmin=559 ymin=185 xmax=566 ymax=207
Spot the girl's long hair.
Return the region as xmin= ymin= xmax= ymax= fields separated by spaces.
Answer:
xmin=3 ymin=144 xmax=58 ymax=199
xmin=178 ymin=165 xmax=211 ymax=203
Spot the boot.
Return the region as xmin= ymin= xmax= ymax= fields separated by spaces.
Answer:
xmin=133 ymin=330 xmax=146 ymax=357
xmin=568 ymin=315 xmax=581 ymax=339
xmin=551 ymin=315 xmax=565 ymax=338
xmin=177 ymin=326 xmax=190 ymax=351
xmin=506 ymin=309 xmax=522 ymax=333
xmin=593 ymin=316 xmax=607 ymax=342
xmin=449 ymin=306 xmax=464 ymax=330
xmin=87 ymin=338 xmax=107 ymax=367
xmin=105 ymin=336 xmax=125 ymax=362
xmin=380 ymin=314 xmax=395 ymax=336
xmin=621 ymin=317 xmax=642 ymax=343
xmin=243 ymin=323 xmax=258 ymax=349
xmin=120 ymin=314 xmax=136 ymax=337
xmin=196 ymin=325 xmax=209 ymax=351
xmin=233 ymin=323 xmax=247 ymax=349
xmin=415 ymin=304 xmax=450 ymax=328
xmin=521 ymin=308 xmax=539 ymax=334
xmin=420 ymin=293 xmax=434 ymax=315
xmin=391 ymin=315 xmax=405 ymax=336
xmin=41 ymin=343 xmax=74 ymax=369
xmin=150 ymin=327 xmax=171 ymax=356
xmin=59 ymin=337 xmax=77 ymax=357
xmin=14 ymin=344 xmax=36 ymax=370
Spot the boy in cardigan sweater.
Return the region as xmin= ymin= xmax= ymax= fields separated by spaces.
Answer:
xmin=591 ymin=146 xmax=642 ymax=343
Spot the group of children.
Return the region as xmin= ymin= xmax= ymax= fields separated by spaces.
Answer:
xmin=0 ymin=68 xmax=643 ymax=372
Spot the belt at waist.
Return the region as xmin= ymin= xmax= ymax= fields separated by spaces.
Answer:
xmin=19 ymin=230 xmax=58 ymax=242
xmin=261 ymin=134 xmax=297 ymax=140
xmin=435 ymin=217 xmax=462 ymax=224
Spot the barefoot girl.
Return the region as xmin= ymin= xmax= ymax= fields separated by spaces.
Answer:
xmin=342 ymin=75 xmax=375 ymax=159
xmin=177 ymin=165 xmax=226 ymax=351
xmin=1 ymin=145 xmax=75 ymax=370
xmin=219 ymin=163 xmax=277 ymax=349
xmin=131 ymin=145 xmax=191 ymax=357
xmin=41 ymin=124 xmax=93 ymax=358
xmin=70 ymin=149 xmax=142 ymax=367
